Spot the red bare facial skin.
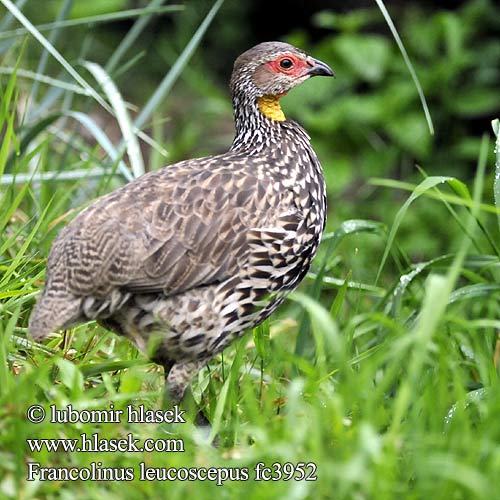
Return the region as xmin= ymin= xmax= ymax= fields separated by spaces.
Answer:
xmin=266 ymin=54 xmax=313 ymax=78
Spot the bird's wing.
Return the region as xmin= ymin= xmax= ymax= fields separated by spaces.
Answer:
xmin=53 ymin=155 xmax=289 ymax=298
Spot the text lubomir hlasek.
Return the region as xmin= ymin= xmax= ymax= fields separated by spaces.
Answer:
xmin=49 ymin=404 xmax=186 ymax=424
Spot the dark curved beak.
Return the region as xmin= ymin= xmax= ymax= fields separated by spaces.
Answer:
xmin=306 ymin=57 xmax=335 ymax=78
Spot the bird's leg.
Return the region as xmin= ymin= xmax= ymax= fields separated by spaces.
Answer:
xmin=162 ymin=359 xmax=215 ymax=440
xmin=165 ymin=359 xmax=206 ymax=405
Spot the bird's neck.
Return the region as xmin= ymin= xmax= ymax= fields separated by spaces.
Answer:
xmin=256 ymin=95 xmax=286 ymax=122
xmin=230 ymin=92 xmax=288 ymax=152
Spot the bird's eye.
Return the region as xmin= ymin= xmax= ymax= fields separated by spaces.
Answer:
xmin=279 ymin=58 xmax=294 ymax=70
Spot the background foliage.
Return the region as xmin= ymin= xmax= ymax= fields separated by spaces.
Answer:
xmin=1 ymin=0 xmax=500 ymax=498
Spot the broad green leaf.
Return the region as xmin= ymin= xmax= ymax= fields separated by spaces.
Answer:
xmin=334 ymin=34 xmax=391 ymax=82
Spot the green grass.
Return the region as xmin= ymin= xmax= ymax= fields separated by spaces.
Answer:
xmin=1 ymin=1 xmax=500 ymax=498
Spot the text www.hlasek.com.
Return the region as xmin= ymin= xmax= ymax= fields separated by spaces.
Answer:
xmin=27 ymin=432 xmax=183 ymax=453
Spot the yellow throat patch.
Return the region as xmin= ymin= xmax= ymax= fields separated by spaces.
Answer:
xmin=257 ymin=95 xmax=286 ymax=122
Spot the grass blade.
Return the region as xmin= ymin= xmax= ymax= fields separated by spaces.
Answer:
xmin=373 ymin=0 xmax=434 ymax=135
xmin=330 ymin=271 xmax=351 ymax=320
xmin=0 ymin=0 xmax=26 ymax=33
xmin=64 ymin=110 xmax=133 ymax=182
xmin=27 ymin=0 xmax=73 ymax=117
xmin=493 ymin=119 xmax=500 ymax=232
xmin=0 ymin=167 xmax=118 ymax=185
xmin=84 ymin=61 xmax=145 ymax=178
xmin=375 ymin=176 xmax=466 ymax=284
xmin=105 ymin=0 xmax=181 ymax=74
xmin=0 ymin=0 xmax=110 ymax=113
xmin=133 ymin=0 xmax=225 ymax=132
xmin=371 ymin=177 xmax=500 ymax=215
xmin=448 ymin=283 xmax=500 ymax=304
xmin=0 ymin=5 xmax=183 ymax=41
xmin=0 ymin=67 xmax=89 ymax=95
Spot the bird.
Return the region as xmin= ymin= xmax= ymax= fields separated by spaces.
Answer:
xmin=28 ymin=41 xmax=334 ymax=403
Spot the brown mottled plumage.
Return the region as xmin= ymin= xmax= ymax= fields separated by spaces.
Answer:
xmin=29 ymin=41 xmax=334 ymax=401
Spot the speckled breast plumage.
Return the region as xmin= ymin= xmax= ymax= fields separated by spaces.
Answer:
xmin=99 ymin=121 xmax=326 ymax=365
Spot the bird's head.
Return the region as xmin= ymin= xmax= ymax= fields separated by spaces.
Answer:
xmin=230 ymin=41 xmax=334 ymax=122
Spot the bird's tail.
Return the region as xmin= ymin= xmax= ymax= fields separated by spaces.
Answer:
xmin=28 ymin=290 xmax=82 ymax=341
